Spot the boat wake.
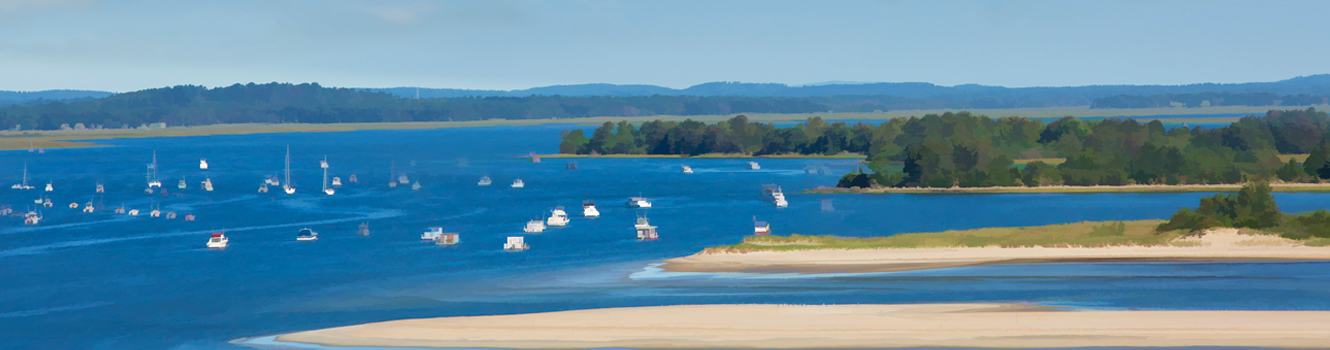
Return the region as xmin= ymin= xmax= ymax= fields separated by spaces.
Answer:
xmin=0 ymin=208 xmax=405 ymax=258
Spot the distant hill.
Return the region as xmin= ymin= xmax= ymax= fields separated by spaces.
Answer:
xmin=366 ymin=75 xmax=1330 ymax=106
xmin=0 ymin=90 xmax=115 ymax=106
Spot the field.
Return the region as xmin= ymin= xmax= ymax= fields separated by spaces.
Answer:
xmin=812 ymin=182 xmax=1330 ymax=194
xmin=705 ymin=220 xmax=1177 ymax=253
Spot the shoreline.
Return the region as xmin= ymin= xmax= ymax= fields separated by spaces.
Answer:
xmin=532 ymin=152 xmax=866 ymax=159
xmin=270 ymin=303 xmax=1330 ymax=349
xmin=810 ymin=182 xmax=1330 ymax=194
xmin=663 ymin=229 xmax=1330 ymax=274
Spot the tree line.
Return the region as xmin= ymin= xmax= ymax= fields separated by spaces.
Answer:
xmin=1157 ymin=182 xmax=1330 ymax=240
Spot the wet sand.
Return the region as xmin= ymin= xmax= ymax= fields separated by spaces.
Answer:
xmin=274 ymin=303 xmax=1330 ymax=349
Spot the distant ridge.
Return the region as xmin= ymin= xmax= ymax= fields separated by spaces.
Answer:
xmin=0 ymin=89 xmax=116 ymax=105
xmin=364 ymin=75 xmax=1330 ymax=105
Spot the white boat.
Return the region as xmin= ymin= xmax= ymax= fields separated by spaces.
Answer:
xmin=203 ymin=178 xmax=214 ymax=192
xmin=147 ymin=151 xmax=162 ymax=188
xmin=283 ymin=146 xmax=295 ymax=194
xmin=546 ymin=207 xmax=570 ymax=227
xmin=258 ymin=183 xmax=269 ymax=193
xmin=411 ymin=181 xmax=421 ymax=191
xmin=582 ymin=200 xmax=600 ymax=218
xmin=478 ymin=176 xmax=492 ymax=186
xmin=511 ymin=179 xmax=524 ymax=188
xmin=266 ymin=176 xmax=280 ymax=186
xmin=775 ymin=198 xmax=789 ymax=208
xmin=504 ymin=236 xmax=528 ymax=251
xmin=422 ymin=226 xmax=444 ymax=241
xmin=682 ymin=165 xmax=693 ymax=174
xmin=321 ymin=156 xmax=334 ymax=196
xmin=199 ymin=159 xmax=208 ymax=170
xmin=165 ymin=211 xmax=177 ymax=219
xmin=45 ymin=181 xmax=53 ymax=192
xmin=115 ymin=204 xmax=126 ymax=214
xmin=523 ymin=219 xmax=545 ymax=233
xmin=24 ymin=210 xmax=41 ymax=225
xmin=436 ymin=232 xmax=460 ymax=245
xmin=626 ymin=196 xmax=652 ymax=208
xmin=11 ymin=163 xmax=34 ymax=190
xmin=178 ymin=179 xmax=187 ymax=189
xmin=96 ymin=183 xmax=104 ymax=193
xmin=754 ymin=217 xmax=771 ymax=235
xmin=82 ymin=201 xmax=94 ymax=213
xmin=128 ymin=209 xmax=140 ymax=216
xmin=297 ymin=227 xmax=318 ymax=241
xmin=388 ymin=161 xmax=397 ymax=188
xmin=331 ymin=177 xmax=342 ymax=187
xmin=206 ymin=232 xmax=228 ymax=249
xmin=635 ymin=216 xmax=658 ymax=240
xmin=150 ymin=205 xmax=161 ymax=217
xmin=68 ymin=202 xmax=78 ymax=209
xmin=398 ymin=175 xmax=409 ymax=184
xmin=772 ymin=187 xmax=786 ymax=208
xmin=748 ymin=161 xmax=760 ymax=170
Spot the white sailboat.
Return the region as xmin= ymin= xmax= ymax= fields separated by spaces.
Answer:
xmin=44 ymin=180 xmax=53 ymax=192
xmin=147 ymin=151 xmax=162 ymax=188
xmin=388 ymin=161 xmax=397 ymax=188
xmin=11 ymin=163 xmax=34 ymax=190
xmin=748 ymin=161 xmax=760 ymax=170
xmin=320 ymin=156 xmax=334 ymax=195
xmin=96 ymin=182 xmax=104 ymax=193
xmin=283 ymin=146 xmax=295 ymax=194
xmin=411 ymin=181 xmax=421 ymax=191
xmin=199 ymin=159 xmax=208 ymax=170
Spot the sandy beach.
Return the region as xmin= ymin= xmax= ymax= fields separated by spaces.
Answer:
xmin=664 ymin=229 xmax=1330 ymax=273
xmin=275 ymin=303 xmax=1330 ymax=349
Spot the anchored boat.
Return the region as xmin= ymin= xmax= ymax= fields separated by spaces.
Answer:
xmin=503 ymin=236 xmax=529 ymax=251
xmin=206 ymin=232 xmax=228 ymax=249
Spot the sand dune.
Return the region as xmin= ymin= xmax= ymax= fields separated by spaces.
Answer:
xmin=663 ymin=229 xmax=1330 ymax=273
xmin=275 ymin=303 xmax=1330 ymax=349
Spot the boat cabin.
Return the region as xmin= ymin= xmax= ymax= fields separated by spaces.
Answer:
xmin=504 ymin=236 xmax=528 ymax=250
xmin=635 ymin=217 xmax=658 ymax=240
xmin=754 ymin=220 xmax=771 ymax=235
xmin=422 ymin=227 xmax=443 ymax=241
xmin=437 ymin=233 xmax=460 ymax=245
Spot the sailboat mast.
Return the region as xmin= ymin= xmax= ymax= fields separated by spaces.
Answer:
xmin=322 ymin=156 xmax=328 ymax=190
xmin=285 ymin=146 xmax=291 ymax=185
xmin=23 ymin=162 xmax=28 ymax=186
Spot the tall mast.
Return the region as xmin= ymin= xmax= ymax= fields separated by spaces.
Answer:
xmin=285 ymin=146 xmax=291 ymax=186
xmin=22 ymin=162 xmax=28 ymax=187
xmin=321 ymin=155 xmax=329 ymax=190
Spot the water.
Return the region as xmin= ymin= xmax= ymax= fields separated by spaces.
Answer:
xmin=3 ymin=125 xmax=1330 ymax=350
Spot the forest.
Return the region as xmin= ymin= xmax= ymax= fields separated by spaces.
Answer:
xmin=558 ymin=108 xmax=1330 ymax=188
xmin=1157 ymin=181 xmax=1330 ymax=241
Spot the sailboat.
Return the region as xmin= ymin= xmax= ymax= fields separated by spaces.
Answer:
xmin=199 ymin=159 xmax=208 ymax=170
xmin=259 ymin=182 xmax=269 ymax=193
xmin=147 ymin=151 xmax=162 ymax=188
xmin=28 ymin=140 xmax=34 ymax=153
xmin=179 ymin=178 xmax=187 ymax=189
xmin=388 ymin=161 xmax=397 ymax=188
xmin=202 ymin=178 xmax=214 ymax=192
xmin=11 ymin=163 xmax=34 ymax=190
xmin=283 ymin=146 xmax=295 ymax=194
xmin=321 ymin=156 xmax=334 ymax=195
xmin=96 ymin=182 xmax=104 ymax=193
xmin=44 ymin=180 xmax=53 ymax=192
xmin=411 ymin=181 xmax=421 ymax=191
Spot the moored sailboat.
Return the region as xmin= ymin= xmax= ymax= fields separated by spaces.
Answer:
xmin=283 ymin=146 xmax=295 ymax=194
xmin=320 ymin=156 xmax=334 ymax=195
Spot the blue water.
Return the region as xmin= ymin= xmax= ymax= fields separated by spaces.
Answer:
xmin=4 ymin=125 xmax=1330 ymax=350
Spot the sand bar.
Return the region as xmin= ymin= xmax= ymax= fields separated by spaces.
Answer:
xmin=275 ymin=303 xmax=1330 ymax=349
xmin=664 ymin=229 xmax=1330 ymax=273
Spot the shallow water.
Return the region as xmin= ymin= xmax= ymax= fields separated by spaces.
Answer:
xmin=3 ymin=125 xmax=1329 ymax=350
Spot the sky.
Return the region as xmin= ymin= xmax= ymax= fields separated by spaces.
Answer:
xmin=2 ymin=0 xmax=1330 ymax=92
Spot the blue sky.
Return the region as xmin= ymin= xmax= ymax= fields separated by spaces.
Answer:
xmin=2 ymin=0 xmax=1329 ymax=92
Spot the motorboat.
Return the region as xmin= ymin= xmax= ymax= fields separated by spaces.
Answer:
xmin=184 ymin=214 xmax=195 ymax=221
xmin=128 ymin=209 xmax=140 ymax=216
xmin=24 ymin=210 xmax=41 ymax=225
xmin=398 ymin=175 xmax=409 ymax=184
xmin=546 ymin=207 xmax=570 ymax=227
xmin=115 ymin=205 xmax=126 ymax=214
xmin=754 ymin=217 xmax=771 ymax=235
xmin=297 ymin=227 xmax=318 ymax=241
xmin=331 ymin=177 xmax=342 ymax=187
xmin=523 ymin=219 xmax=546 ymax=233
xmin=266 ymin=176 xmax=280 ymax=186
xmin=748 ymin=161 xmax=760 ymax=170
xmin=478 ymin=176 xmax=492 ymax=186
xmin=43 ymin=197 xmax=52 ymax=208
xmin=582 ymin=200 xmax=600 ymax=218
xmin=206 ymin=232 xmax=228 ymax=249
xmin=348 ymin=174 xmax=358 ymax=183
xmin=626 ymin=196 xmax=652 ymax=208
xmin=411 ymin=181 xmax=421 ymax=191
xmin=283 ymin=146 xmax=295 ymax=195
xmin=203 ymin=178 xmax=214 ymax=192
xmin=165 ymin=211 xmax=177 ymax=219
xmin=258 ymin=183 xmax=269 ymax=193
xmin=96 ymin=183 xmax=104 ymax=193
xmin=144 ymin=187 xmax=154 ymax=194
xmin=82 ymin=201 xmax=94 ymax=213
xmin=775 ymin=198 xmax=789 ymax=208
xmin=150 ymin=206 xmax=161 ymax=217
xmin=504 ymin=236 xmax=528 ymax=251
xmin=199 ymin=159 xmax=208 ymax=170
xmin=11 ymin=163 xmax=34 ymax=190
xmin=566 ymin=161 xmax=577 ymax=170
xmin=422 ymin=226 xmax=444 ymax=241
xmin=436 ymin=232 xmax=460 ymax=245
xmin=178 ymin=179 xmax=187 ymax=189
xmin=45 ymin=181 xmax=53 ymax=192
xmin=320 ymin=156 xmax=334 ymax=195
xmin=682 ymin=165 xmax=693 ymax=174
xmin=635 ymin=216 xmax=658 ymax=241
xmin=511 ymin=179 xmax=524 ymax=188
xmin=358 ymin=222 xmax=370 ymax=236
xmin=68 ymin=202 xmax=78 ymax=209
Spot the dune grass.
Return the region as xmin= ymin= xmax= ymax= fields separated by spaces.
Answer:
xmin=809 ymin=183 xmax=1330 ymax=194
xmin=705 ymin=220 xmax=1185 ymax=253
xmin=533 ymin=152 xmax=866 ymax=159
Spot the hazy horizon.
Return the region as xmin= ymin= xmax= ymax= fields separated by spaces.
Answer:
xmin=4 ymin=0 xmax=1330 ymax=92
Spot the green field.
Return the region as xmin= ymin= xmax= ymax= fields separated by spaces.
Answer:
xmin=706 ymin=220 xmax=1180 ymax=253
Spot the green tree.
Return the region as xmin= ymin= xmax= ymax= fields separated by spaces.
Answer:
xmin=559 ymin=129 xmax=589 ymax=154
xmin=1304 ymin=144 xmax=1328 ymax=178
